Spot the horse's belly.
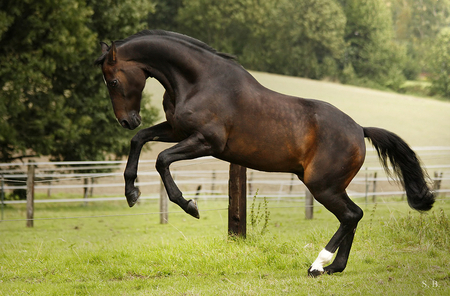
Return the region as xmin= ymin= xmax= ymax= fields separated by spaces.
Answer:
xmin=215 ymin=133 xmax=306 ymax=173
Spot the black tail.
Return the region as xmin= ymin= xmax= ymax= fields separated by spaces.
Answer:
xmin=363 ymin=127 xmax=435 ymax=211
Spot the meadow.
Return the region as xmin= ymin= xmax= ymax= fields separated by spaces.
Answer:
xmin=1 ymin=196 xmax=449 ymax=295
xmin=2 ymin=74 xmax=450 ymax=295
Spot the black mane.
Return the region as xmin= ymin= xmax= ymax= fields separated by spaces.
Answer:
xmin=94 ymin=30 xmax=236 ymax=66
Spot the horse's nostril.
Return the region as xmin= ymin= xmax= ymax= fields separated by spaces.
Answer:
xmin=120 ymin=119 xmax=131 ymax=129
xmin=135 ymin=116 xmax=142 ymax=126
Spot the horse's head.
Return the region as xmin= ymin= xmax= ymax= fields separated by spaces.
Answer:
xmin=98 ymin=42 xmax=146 ymax=130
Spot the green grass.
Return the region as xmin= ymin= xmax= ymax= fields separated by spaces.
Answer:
xmin=1 ymin=196 xmax=450 ymax=295
xmin=2 ymin=72 xmax=449 ymax=294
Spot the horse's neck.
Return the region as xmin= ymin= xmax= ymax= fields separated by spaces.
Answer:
xmin=136 ymin=39 xmax=206 ymax=101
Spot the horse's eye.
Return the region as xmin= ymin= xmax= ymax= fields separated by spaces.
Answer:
xmin=109 ymin=79 xmax=118 ymax=87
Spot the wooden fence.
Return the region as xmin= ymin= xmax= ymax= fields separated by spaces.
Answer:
xmin=1 ymin=147 xmax=450 ymax=235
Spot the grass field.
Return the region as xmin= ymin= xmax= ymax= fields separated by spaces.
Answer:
xmin=1 ymin=196 xmax=450 ymax=295
xmin=2 ymin=74 xmax=449 ymax=295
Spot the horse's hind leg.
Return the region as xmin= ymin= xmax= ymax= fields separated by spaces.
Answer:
xmin=323 ymin=223 xmax=357 ymax=274
xmin=307 ymin=190 xmax=363 ymax=277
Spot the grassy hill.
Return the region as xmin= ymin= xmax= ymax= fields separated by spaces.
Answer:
xmin=144 ymin=71 xmax=450 ymax=147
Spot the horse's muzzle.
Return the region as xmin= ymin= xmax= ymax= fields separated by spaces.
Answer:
xmin=119 ymin=113 xmax=141 ymax=130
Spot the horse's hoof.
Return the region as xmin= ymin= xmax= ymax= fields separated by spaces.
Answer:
xmin=185 ymin=199 xmax=200 ymax=219
xmin=307 ymin=267 xmax=325 ymax=278
xmin=125 ymin=188 xmax=141 ymax=207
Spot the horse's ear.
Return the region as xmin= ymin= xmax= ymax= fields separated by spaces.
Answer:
xmin=107 ymin=41 xmax=117 ymax=64
xmin=100 ymin=42 xmax=110 ymax=54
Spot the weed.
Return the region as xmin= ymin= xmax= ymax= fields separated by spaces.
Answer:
xmin=249 ymin=191 xmax=270 ymax=236
xmin=360 ymin=203 xmax=377 ymax=241
xmin=384 ymin=208 xmax=450 ymax=250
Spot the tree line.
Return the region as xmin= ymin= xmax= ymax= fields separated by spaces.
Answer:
xmin=1 ymin=0 xmax=449 ymax=163
xmin=156 ymin=0 xmax=450 ymax=96
xmin=0 ymin=0 xmax=158 ymax=163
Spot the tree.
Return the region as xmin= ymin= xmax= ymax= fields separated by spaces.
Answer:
xmin=391 ymin=0 xmax=450 ymax=79
xmin=247 ymin=0 xmax=346 ymax=79
xmin=393 ymin=0 xmax=450 ymax=41
xmin=176 ymin=0 xmax=251 ymax=55
xmin=0 ymin=0 xmax=158 ymax=162
xmin=147 ymin=0 xmax=182 ymax=31
xmin=427 ymin=28 xmax=450 ymax=99
xmin=340 ymin=0 xmax=406 ymax=89
xmin=177 ymin=0 xmax=346 ymax=80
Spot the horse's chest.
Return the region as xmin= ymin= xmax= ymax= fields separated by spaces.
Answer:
xmin=164 ymin=103 xmax=199 ymax=136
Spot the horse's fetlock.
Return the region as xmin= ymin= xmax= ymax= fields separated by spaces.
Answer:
xmin=124 ymin=170 xmax=137 ymax=181
xmin=168 ymin=193 xmax=183 ymax=203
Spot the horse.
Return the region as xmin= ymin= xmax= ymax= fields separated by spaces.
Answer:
xmin=95 ymin=30 xmax=435 ymax=277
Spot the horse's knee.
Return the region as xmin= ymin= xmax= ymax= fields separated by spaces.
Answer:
xmin=155 ymin=153 xmax=168 ymax=173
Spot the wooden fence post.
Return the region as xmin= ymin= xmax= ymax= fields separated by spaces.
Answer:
xmin=26 ymin=161 xmax=35 ymax=228
xmin=89 ymin=177 xmax=95 ymax=197
xmin=160 ymin=180 xmax=168 ymax=224
xmin=372 ymin=172 xmax=377 ymax=203
xmin=364 ymin=167 xmax=369 ymax=206
xmin=289 ymin=173 xmax=295 ymax=195
xmin=47 ymin=171 xmax=52 ymax=198
xmin=228 ymin=163 xmax=247 ymax=237
xmin=433 ymin=171 xmax=443 ymax=197
xmin=305 ymin=188 xmax=314 ymax=220
xmin=83 ymin=178 xmax=89 ymax=206
xmin=195 ymin=185 xmax=202 ymax=200
xmin=211 ymin=170 xmax=216 ymax=197
xmin=1 ymin=174 xmax=4 ymax=221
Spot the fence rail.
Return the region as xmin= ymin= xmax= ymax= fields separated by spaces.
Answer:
xmin=1 ymin=147 xmax=449 ymax=226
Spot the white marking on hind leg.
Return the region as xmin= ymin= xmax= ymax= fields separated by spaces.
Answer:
xmin=310 ymin=249 xmax=334 ymax=272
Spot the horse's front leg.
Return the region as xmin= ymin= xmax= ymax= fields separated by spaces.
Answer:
xmin=124 ymin=121 xmax=179 ymax=207
xmin=156 ymin=132 xmax=215 ymax=219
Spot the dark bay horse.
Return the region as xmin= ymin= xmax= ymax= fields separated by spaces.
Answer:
xmin=95 ymin=30 xmax=435 ymax=277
